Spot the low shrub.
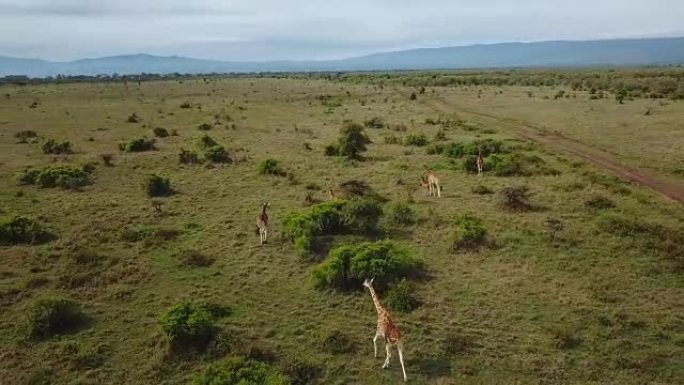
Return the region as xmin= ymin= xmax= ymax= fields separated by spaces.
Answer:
xmin=385 ymin=278 xmax=420 ymax=312
xmin=320 ymin=330 xmax=356 ymax=354
xmin=179 ymin=148 xmax=200 ymax=164
xmin=0 ymin=216 xmax=52 ymax=245
xmin=340 ymin=198 xmax=384 ymax=234
xmin=311 ymin=240 xmax=422 ymax=290
xmin=434 ymin=129 xmax=448 ymax=141
xmin=160 ymin=302 xmax=216 ymax=350
xmin=450 ymin=214 xmax=487 ymax=251
xmin=198 ymin=134 xmax=218 ymax=149
xmin=14 ymin=130 xmax=38 ymax=143
xmin=472 ymin=185 xmax=493 ymax=195
xmin=20 ymin=165 xmax=91 ymax=189
xmin=26 ymin=298 xmax=86 ymax=339
xmin=126 ymin=113 xmax=141 ymax=123
xmin=180 ymin=101 xmax=192 ymax=108
xmin=403 ymin=133 xmax=429 ymax=147
xmin=153 ymin=127 xmax=169 ymax=137
xmin=42 ymin=139 xmax=72 ymax=155
xmin=585 ymin=195 xmax=615 ymax=210
xmin=499 ymin=186 xmax=533 ymax=212
xmin=386 ymin=202 xmax=416 ymax=226
xmin=193 ymin=356 xmax=290 ymax=385
xmin=205 ymin=146 xmax=232 ymax=163
xmin=119 ymin=138 xmax=155 ymax=152
xmin=144 ymin=174 xmax=172 ymax=197
xmin=258 ymin=158 xmax=286 ymax=176
xmin=280 ymin=356 xmax=322 ymax=385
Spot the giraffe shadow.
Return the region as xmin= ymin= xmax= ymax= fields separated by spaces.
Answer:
xmin=406 ymin=356 xmax=452 ymax=378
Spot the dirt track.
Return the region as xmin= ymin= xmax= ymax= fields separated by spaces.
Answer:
xmin=430 ymin=99 xmax=684 ymax=205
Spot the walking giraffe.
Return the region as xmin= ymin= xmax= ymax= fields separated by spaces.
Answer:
xmin=256 ymin=202 xmax=269 ymax=244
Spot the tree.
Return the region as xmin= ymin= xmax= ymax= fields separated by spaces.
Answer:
xmin=616 ymin=89 xmax=627 ymax=104
xmin=337 ymin=122 xmax=371 ymax=160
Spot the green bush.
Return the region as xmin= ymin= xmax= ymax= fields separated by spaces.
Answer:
xmin=386 ymin=202 xmax=416 ymax=226
xmin=119 ymin=138 xmax=155 ymax=152
xmin=335 ymin=122 xmax=371 ymax=160
xmin=363 ymin=116 xmax=385 ymax=128
xmin=42 ymin=139 xmax=72 ymax=155
xmin=27 ymin=298 xmax=86 ymax=339
xmin=160 ymin=302 xmax=216 ymax=350
xmin=403 ymin=133 xmax=429 ymax=147
xmin=451 ymin=214 xmax=487 ymax=251
xmin=144 ymin=174 xmax=172 ymax=197
xmin=258 ymin=158 xmax=286 ymax=176
xmin=20 ymin=165 xmax=91 ymax=189
xmin=193 ymin=356 xmax=290 ymax=385
xmin=179 ymin=148 xmax=200 ymax=164
xmin=311 ymin=240 xmax=422 ymax=290
xmin=205 ymin=146 xmax=232 ymax=163
xmin=153 ymin=127 xmax=169 ymax=137
xmin=198 ymin=134 xmax=218 ymax=149
xmin=0 ymin=216 xmax=52 ymax=245
xmin=340 ymin=198 xmax=383 ymax=234
xmin=385 ymin=278 xmax=420 ymax=312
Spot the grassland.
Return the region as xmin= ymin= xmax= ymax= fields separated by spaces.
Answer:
xmin=0 ymin=74 xmax=683 ymax=384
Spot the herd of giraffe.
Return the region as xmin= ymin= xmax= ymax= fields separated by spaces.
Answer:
xmin=253 ymin=153 xmax=487 ymax=382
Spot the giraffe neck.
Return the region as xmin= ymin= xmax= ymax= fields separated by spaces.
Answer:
xmin=367 ymin=285 xmax=385 ymax=314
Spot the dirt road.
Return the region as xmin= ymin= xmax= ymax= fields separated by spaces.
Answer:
xmin=430 ymin=99 xmax=684 ymax=205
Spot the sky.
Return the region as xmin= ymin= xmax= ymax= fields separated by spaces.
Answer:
xmin=0 ymin=0 xmax=683 ymax=62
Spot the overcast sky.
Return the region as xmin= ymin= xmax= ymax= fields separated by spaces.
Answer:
xmin=1 ymin=0 xmax=683 ymax=61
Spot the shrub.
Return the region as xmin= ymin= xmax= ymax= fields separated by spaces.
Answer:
xmin=180 ymin=101 xmax=192 ymax=108
xmin=160 ymin=302 xmax=216 ymax=350
xmin=321 ymin=330 xmax=356 ymax=354
xmin=20 ymin=165 xmax=91 ymax=189
xmin=403 ymin=133 xmax=429 ymax=147
xmin=26 ymin=298 xmax=86 ymax=339
xmin=450 ymin=214 xmax=487 ymax=251
xmin=311 ymin=240 xmax=422 ymax=290
xmin=144 ymin=174 xmax=172 ymax=197
xmin=193 ymin=356 xmax=290 ymax=385
xmin=14 ymin=130 xmax=38 ymax=143
xmin=363 ymin=116 xmax=385 ymax=128
xmin=42 ymin=139 xmax=72 ymax=155
xmin=410 ymin=92 xmax=417 ymax=100
xmin=340 ymin=198 xmax=383 ymax=234
xmin=0 ymin=216 xmax=52 ymax=245
xmin=386 ymin=202 xmax=416 ymax=226
xmin=385 ymin=278 xmax=420 ymax=312
xmin=198 ymin=123 xmax=213 ymax=131
xmin=179 ymin=148 xmax=200 ymax=164
xmin=205 ymin=146 xmax=232 ymax=163
xmin=426 ymin=143 xmax=446 ymax=155
xmin=153 ymin=127 xmax=169 ymax=137
xmin=126 ymin=113 xmax=141 ymax=123
xmin=463 ymin=154 xmax=479 ymax=173
xmin=258 ymin=158 xmax=286 ymax=176
xmin=335 ymin=122 xmax=371 ymax=160
xmin=198 ymin=134 xmax=218 ymax=149
xmin=585 ymin=195 xmax=615 ymax=210
xmin=499 ymin=186 xmax=533 ymax=212
xmin=472 ymin=185 xmax=493 ymax=195
xmin=119 ymin=138 xmax=155 ymax=152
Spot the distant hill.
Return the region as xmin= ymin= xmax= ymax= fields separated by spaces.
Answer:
xmin=2 ymin=37 xmax=684 ymax=77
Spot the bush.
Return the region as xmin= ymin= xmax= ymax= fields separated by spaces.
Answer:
xmin=335 ymin=122 xmax=371 ymax=160
xmin=488 ymin=153 xmax=558 ymax=177
xmin=403 ymin=133 xmax=429 ymax=147
xmin=14 ymin=130 xmax=38 ymax=143
xmin=585 ymin=195 xmax=615 ymax=210
xmin=126 ymin=113 xmax=141 ymax=123
xmin=258 ymin=158 xmax=286 ymax=176
xmin=198 ymin=134 xmax=218 ymax=149
xmin=340 ymin=198 xmax=384 ymax=234
xmin=193 ymin=356 xmax=290 ymax=385
xmin=409 ymin=92 xmax=417 ymax=100
xmin=160 ymin=302 xmax=216 ymax=350
xmin=153 ymin=127 xmax=169 ymax=137
xmin=499 ymin=186 xmax=533 ymax=212
xmin=180 ymin=101 xmax=192 ymax=108
xmin=179 ymin=148 xmax=200 ymax=164
xmin=205 ymin=146 xmax=232 ymax=163
xmin=0 ymin=216 xmax=52 ymax=245
xmin=311 ymin=240 xmax=422 ymax=290
xmin=386 ymin=202 xmax=416 ymax=226
xmin=321 ymin=330 xmax=356 ymax=354
xmin=463 ymin=154 xmax=479 ymax=173
xmin=472 ymin=185 xmax=493 ymax=195
xmin=144 ymin=174 xmax=172 ymax=197
xmin=198 ymin=123 xmax=213 ymax=131
xmin=42 ymin=139 xmax=72 ymax=155
xmin=27 ymin=298 xmax=86 ymax=339
xmin=450 ymin=214 xmax=487 ymax=251
xmin=20 ymin=165 xmax=91 ymax=189
xmin=385 ymin=278 xmax=420 ymax=312
xmin=119 ymin=138 xmax=155 ymax=152
xmin=363 ymin=116 xmax=385 ymax=128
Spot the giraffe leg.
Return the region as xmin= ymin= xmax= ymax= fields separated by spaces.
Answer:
xmin=373 ymin=331 xmax=381 ymax=358
xmin=382 ymin=342 xmax=391 ymax=368
xmin=436 ymin=183 xmax=441 ymax=197
xmin=398 ymin=342 xmax=407 ymax=382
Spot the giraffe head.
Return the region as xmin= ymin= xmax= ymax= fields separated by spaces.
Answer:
xmin=362 ymin=277 xmax=375 ymax=289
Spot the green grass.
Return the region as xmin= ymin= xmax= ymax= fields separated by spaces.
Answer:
xmin=0 ymin=76 xmax=682 ymax=384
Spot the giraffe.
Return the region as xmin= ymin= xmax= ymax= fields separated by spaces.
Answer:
xmin=419 ymin=176 xmax=431 ymax=196
xmin=326 ymin=189 xmax=342 ymax=201
xmin=426 ymin=169 xmax=441 ymax=197
xmin=363 ymin=278 xmax=407 ymax=382
xmin=256 ymin=202 xmax=269 ymax=244
xmin=477 ymin=148 xmax=485 ymax=176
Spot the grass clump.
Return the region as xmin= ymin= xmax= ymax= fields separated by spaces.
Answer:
xmin=311 ymin=240 xmax=422 ymax=290
xmin=160 ymin=302 xmax=216 ymax=351
xmin=144 ymin=174 xmax=173 ymax=197
xmin=20 ymin=165 xmax=92 ymax=189
xmin=205 ymin=146 xmax=232 ymax=163
xmin=118 ymin=138 xmax=155 ymax=152
xmin=26 ymin=298 xmax=86 ymax=339
xmin=179 ymin=148 xmax=200 ymax=164
xmin=487 ymin=153 xmax=558 ymax=177
xmin=450 ymin=214 xmax=488 ymax=251
xmin=499 ymin=186 xmax=533 ymax=212
xmin=258 ymin=158 xmax=286 ymax=176
xmin=193 ymin=356 xmax=290 ymax=385
xmin=585 ymin=195 xmax=616 ymax=210
xmin=0 ymin=216 xmax=52 ymax=245
xmin=42 ymin=139 xmax=73 ymax=155
xmin=403 ymin=133 xmax=429 ymax=147
xmin=153 ymin=127 xmax=169 ymax=137
xmin=385 ymin=278 xmax=420 ymax=312
xmin=386 ymin=202 xmax=416 ymax=226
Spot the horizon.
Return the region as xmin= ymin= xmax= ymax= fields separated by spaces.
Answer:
xmin=1 ymin=0 xmax=683 ymax=62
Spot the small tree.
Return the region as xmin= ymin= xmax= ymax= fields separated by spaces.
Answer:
xmin=336 ymin=122 xmax=370 ymax=160
xmin=616 ymin=89 xmax=627 ymax=104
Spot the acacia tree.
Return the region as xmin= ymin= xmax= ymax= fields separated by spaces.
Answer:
xmin=337 ymin=122 xmax=371 ymax=160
